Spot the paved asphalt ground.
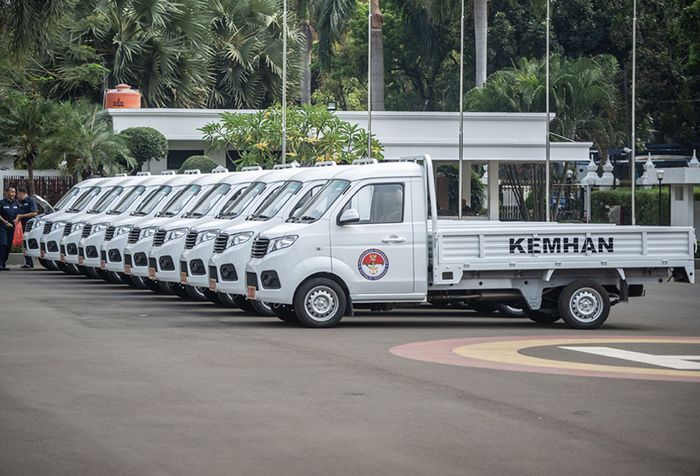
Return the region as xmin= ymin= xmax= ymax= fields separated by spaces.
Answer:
xmin=1 ymin=265 xmax=699 ymax=476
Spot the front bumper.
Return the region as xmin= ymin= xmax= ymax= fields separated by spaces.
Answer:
xmin=245 ymin=248 xmax=300 ymax=305
xmin=149 ymin=238 xmax=186 ymax=283
xmin=208 ymin=244 xmax=252 ymax=296
xmin=40 ymin=229 xmax=66 ymax=261
xmin=78 ymin=231 xmax=108 ymax=268
xmin=61 ymin=230 xmax=86 ymax=265
xmin=123 ymin=239 xmax=154 ymax=278
xmin=24 ymin=228 xmax=43 ymax=257
xmin=103 ymin=233 xmax=130 ymax=273
xmin=180 ymin=241 xmax=217 ymax=288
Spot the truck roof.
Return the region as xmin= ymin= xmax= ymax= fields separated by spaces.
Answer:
xmin=288 ymin=164 xmax=351 ymax=182
xmin=330 ymin=161 xmax=423 ymax=182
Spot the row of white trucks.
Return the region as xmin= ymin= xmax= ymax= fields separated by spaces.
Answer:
xmin=25 ymin=155 xmax=696 ymax=328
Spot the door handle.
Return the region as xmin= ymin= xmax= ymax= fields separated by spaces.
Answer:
xmin=381 ymin=235 xmax=406 ymax=243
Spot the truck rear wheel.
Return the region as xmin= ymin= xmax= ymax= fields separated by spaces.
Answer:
xmin=250 ymin=300 xmax=275 ymax=317
xmin=294 ymin=278 xmax=346 ymax=328
xmin=496 ymin=304 xmax=526 ymax=318
xmin=558 ymin=280 xmax=610 ymax=329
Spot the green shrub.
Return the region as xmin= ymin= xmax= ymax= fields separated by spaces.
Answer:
xmin=591 ymin=188 xmax=669 ymax=225
xmin=178 ymin=155 xmax=218 ymax=174
xmin=120 ymin=127 xmax=168 ymax=169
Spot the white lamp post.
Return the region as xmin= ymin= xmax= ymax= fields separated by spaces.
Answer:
xmin=281 ymin=0 xmax=287 ymax=164
xmin=630 ymin=0 xmax=637 ymax=224
xmin=458 ymin=0 xmax=465 ymax=219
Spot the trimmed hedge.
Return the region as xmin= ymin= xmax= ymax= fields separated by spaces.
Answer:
xmin=591 ymin=188 xmax=669 ymax=225
xmin=178 ymin=155 xmax=218 ymax=174
xmin=120 ymin=127 xmax=168 ymax=169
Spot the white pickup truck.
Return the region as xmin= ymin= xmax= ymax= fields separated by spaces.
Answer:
xmin=245 ymin=155 xmax=696 ymax=329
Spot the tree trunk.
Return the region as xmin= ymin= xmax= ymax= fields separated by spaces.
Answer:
xmin=473 ymin=0 xmax=488 ymax=87
xmin=300 ymin=20 xmax=313 ymax=105
xmin=27 ymin=153 xmax=36 ymax=196
xmin=370 ymin=0 xmax=385 ymax=111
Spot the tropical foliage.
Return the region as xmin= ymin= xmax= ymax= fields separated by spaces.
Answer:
xmin=178 ymin=155 xmax=218 ymax=174
xmin=119 ymin=127 xmax=169 ymax=169
xmin=201 ymin=105 xmax=382 ymax=168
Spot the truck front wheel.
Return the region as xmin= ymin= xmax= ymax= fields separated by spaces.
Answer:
xmin=294 ymin=278 xmax=346 ymax=328
xmin=558 ymin=280 xmax=610 ymax=330
xmin=270 ymin=304 xmax=298 ymax=323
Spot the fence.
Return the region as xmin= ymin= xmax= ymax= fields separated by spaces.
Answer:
xmin=1 ymin=173 xmax=75 ymax=206
xmin=499 ymin=183 xmax=587 ymax=222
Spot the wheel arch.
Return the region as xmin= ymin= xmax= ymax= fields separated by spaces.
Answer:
xmin=295 ymin=272 xmax=354 ymax=317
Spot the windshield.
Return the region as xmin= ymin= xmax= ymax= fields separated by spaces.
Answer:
xmin=219 ymin=182 xmax=267 ymax=219
xmin=289 ymin=184 xmax=324 ymax=217
xmin=184 ymin=183 xmax=231 ymax=218
xmin=132 ymin=185 xmax=173 ymax=216
xmin=54 ymin=187 xmax=80 ymax=210
xmin=288 ymin=179 xmax=350 ymax=223
xmin=88 ymin=186 xmax=124 ymax=213
xmin=68 ymin=187 xmax=101 ymax=212
xmin=250 ymin=181 xmax=302 ymax=220
xmin=108 ymin=185 xmax=146 ymax=214
xmin=158 ymin=184 xmax=202 ymax=217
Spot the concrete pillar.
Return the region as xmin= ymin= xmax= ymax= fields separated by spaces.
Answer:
xmin=487 ymin=160 xmax=499 ymax=220
xmin=670 ymin=184 xmax=695 ymax=227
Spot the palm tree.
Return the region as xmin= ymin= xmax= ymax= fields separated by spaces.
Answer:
xmin=369 ymin=0 xmax=385 ymax=110
xmin=294 ymin=0 xmax=357 ymax=105
xmin=0 ymin=0 xmax=71 ymax=57
xmin=473 ymin=0 xmax=488 ymax=87
xmin=42 ymin=102 xmax=136 ymax=179
xmin=0 ymin=95 xmax=55 ymax=195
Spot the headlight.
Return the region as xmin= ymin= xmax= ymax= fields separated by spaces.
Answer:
xmin=51 ymin=221 xmax=66 ymax=231
xmin=227 ymin=231 xmax=254 ymax=248
xmin=92 ymin=222 xmax=109 ymax=233
xmin=73 ymin=222 xmax=85 ymax=232
xmin=195 ymin=229 xmax=220 ymax=246
xmin=140 ymin=227 xmax=158 ymax=240
xmin=268 ymin=235 xmax=298 ymax=253
xmin=115 ymin=225 xmax=132 ymax=236
xmin=164 ymin=227 xmax=188 ymax=242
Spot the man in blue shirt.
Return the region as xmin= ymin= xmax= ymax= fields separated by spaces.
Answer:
xmin=16 ymin=186 xmax=38 ymax=268
xmin=0 ymin=185 xmax=19 ymax=270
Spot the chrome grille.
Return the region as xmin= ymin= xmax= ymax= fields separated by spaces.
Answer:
xmin=153 ymin=230 xmax=166 ymax=246
xmin=63 ymin=223 xmax=73 ymax=236
xmin=184 ymin=230 xmax=198 ymax=249
xmin=81 ymin=224 xmax=92 ymax=238
xmin=127 ymin=227 xmax=141 ymax=244
xmin=213 ymin=234 xmax=228 ymax=253
xmin=43 ymin=222 xmax=52 ymax=234
xmin=250 ymin=238 xmax=269 ymax=258
xmin=104 ymin=226 xmax=115 ymax=241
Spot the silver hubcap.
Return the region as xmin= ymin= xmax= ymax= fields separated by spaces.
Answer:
xmin=304 ymin=286 xmax=339 ymax=322
xmin=569 ymin=287 xmax=603 ymax=322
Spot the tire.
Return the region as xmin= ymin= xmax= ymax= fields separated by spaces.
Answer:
xmin=104 ymin=270 xmax=125 ymax=284
xmin=56 ymin=262 xmax=70 ymax=274
xmin=66 ymin=264 xmax=81 ymax=275
xmin=85 ymin=267 xmax=100 ymax=279
xmin=468 ymin=302 xmax=498 ymax=314
xmin=185 ymin=285 xmax=208 ymax=302
xmin=129 ymin=275 xmax=149 ymax=290
xmin=558 ymin=280 xmax=610 ymax=330
xmin=145 ymin=278 xmax=164 ymax=293
xmin=159 ymin=281 xmax=176 ymax=294
xmin=217 ymin=293 xmax=238 ymax=308
xmin=526 ymin=309 xmax=561 ymax=324
xmin=204 ymin=289 xmax=223 ymax=305
xmin=270 ymin=304 xmax=298 ymax=323
xmin=172 ymin=283 xmax=191 ymax=299
xmin=233 ymin=295 xmax=255 ymax=314
xmin=250 ymin=300 xmax=275 ymax=317
xmin=293 ymin=278 xmax=346 ymax=328
xmin=78 ymin=265 xmax=90 ymax=277
xmin=496 ymin=303 xmax=526 ymax=318
xmin=124 ymin=275 xmax=139 ymax=288
xmin=38 ymin=258 xmax=52 ymax=270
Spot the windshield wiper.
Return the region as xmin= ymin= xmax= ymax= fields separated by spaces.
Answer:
xmin=299 ymin=215 xmax=317 ymax=222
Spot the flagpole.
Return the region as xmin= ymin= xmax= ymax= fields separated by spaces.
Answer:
xmin=367 ymin=7 xmax=372 ymax=159
xmin=545 ymin=0 xmax=551 ymax=222
xmin=458 ymin=0 xmax=465 ymax=220
xmin=630 ymin=0 xmax=637 ymax=224
xmin=281 ymin=0 xmax=288 ymax=164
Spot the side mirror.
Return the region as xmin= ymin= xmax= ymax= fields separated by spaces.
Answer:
xmin=337 ymin=208 xmax=360 ymax=226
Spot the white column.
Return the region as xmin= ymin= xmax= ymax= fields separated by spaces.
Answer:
xmin=487 ymin=160 xmax=499 ymax=220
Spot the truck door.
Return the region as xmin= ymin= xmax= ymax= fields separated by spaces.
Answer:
xmin=330 ymin=180 xmax=415 ymax=300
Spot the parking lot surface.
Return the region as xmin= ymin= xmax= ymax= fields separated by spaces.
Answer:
xmin=1 ymin=268 xmax=699 ymax=476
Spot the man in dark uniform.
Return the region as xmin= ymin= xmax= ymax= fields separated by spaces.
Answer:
xmin=16 ymin=185 xmax=38 ymax=268
xmin=0 ymin=185 xmax=19 ymax=270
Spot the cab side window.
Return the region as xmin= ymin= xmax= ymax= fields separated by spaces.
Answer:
xmin=341 ymin=183 xmax=404 ymax=224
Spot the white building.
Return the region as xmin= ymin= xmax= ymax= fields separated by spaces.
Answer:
xmin=108 ymin=109 xmax=592 ymax=220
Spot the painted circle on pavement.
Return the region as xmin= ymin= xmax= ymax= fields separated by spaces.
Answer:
xmin=358 ymin=248 xmax=389 ymax=280
xmin=390 ymin=336 xmax=700 ymax=382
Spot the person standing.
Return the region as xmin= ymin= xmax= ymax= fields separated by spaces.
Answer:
xmin=16 ymin=185 xmax=38 ymax=268
xmin=0 ymin=185 xmax=19 ymax=271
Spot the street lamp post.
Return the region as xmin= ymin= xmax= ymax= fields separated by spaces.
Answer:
xmin=545 ymin=0 xmax=551 ymax=222
xmin=630 ymin=0 xmax=637 ymax=225
xmin=458 ymin=0 xmax=465 ymax=220
xmin=281 ymin=0 xmax=287 ymax=164
xmin=656 ymin=169 xmax=665 ymax=226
